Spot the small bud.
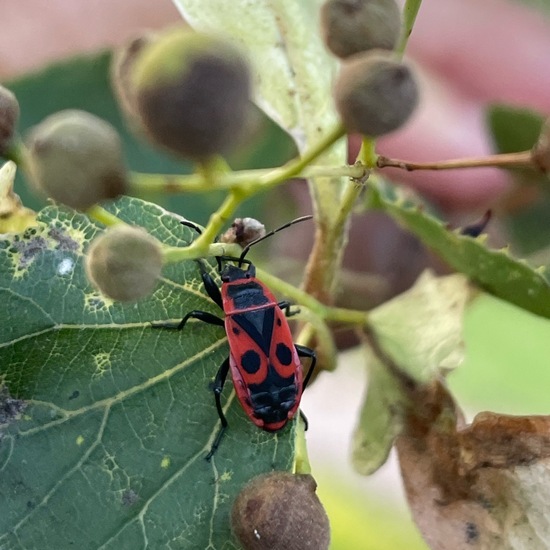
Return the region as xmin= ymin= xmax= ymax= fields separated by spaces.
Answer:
xmin=321 ymin=0 xmax=402 ymax=58
xmin=231 ymin=472 xmax=330 ymax=550
xmin=132 ymin=27 xmax=252 ymax=161
xmin=220 ymin=217 xmax=266 ymax=247
xmin=334 ymin=50 xmax=418 ymax=137
xmin=85 ymin=225 xmax=162 ymax=302
xmin=532 ymin=118 xmax=550 ymax=174
xmin=25 ymin=110 xmax=128 ymax=210
xmin=0 ymin=85 xmax=20 ymax=156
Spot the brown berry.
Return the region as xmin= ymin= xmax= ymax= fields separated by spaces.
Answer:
xmin=85 ymin=225 xmax=162 ymax=302
xmin=0 ymin=85 xmax=20 ymax=156
xmin=334 ymin=50 xmax=418 ymax=137
xmin=321 ymin=0 xmax=402 ymax=58
xmin=231 ymin=472 xmax=330 ymax=550
xmin=132 ymin=27 xmax=252 ymax=161
xmin=25 ymin=110 xmax=128 ymax=210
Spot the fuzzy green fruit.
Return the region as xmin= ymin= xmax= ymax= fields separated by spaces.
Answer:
xmin=334 ymin=50 xmax=418 ymax=137
xmin=132 ymin=27 xmax=252 ymax=161
xmin=0 ymin=85 xmax=20 ymax=156
xmin=111 ymin=32 xmax=156 ymax=128
xmin=321 ymin=0 xmax=402 ymax=58
xmin=231 ymin=472 xmax=330 ymax=550
xmin=26 ymin=110 xmax=128 ymax=210
xmin=85 ymin=225 xmax=163 ymax=302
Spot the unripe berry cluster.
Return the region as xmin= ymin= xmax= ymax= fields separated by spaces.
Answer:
xmin=321 ymin=0 xmax=419 ymax=137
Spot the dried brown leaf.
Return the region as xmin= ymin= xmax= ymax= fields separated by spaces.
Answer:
xmin=397 ymin=383 xmax=550 ymax=550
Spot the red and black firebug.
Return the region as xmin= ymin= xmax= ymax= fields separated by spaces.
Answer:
xmin=153 ymin=216 xmax=316 ymax=459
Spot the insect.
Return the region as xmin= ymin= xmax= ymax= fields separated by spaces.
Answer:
xmin=154 ymin=216 xmax=316 ymax=460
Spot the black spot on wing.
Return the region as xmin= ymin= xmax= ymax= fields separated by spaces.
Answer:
xmin=276 ymin=342 xmax=293 ymax=366
xmin=241 ymin=349 xmax=261 ymax=374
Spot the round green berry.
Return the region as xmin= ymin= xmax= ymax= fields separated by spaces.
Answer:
xmin=334 ymin=50 xmax=418 ymax=137
xmin=26 ymin=110 xmax=128 ymax=210
xmin=85 ymin=225 xmax=163 ymax=302
xmin=321 ymin=0 xmax=402 ymax=58
xmin=132 ymin=27 xmax=252 ymax=161
xmin=0 ymin=85 xmax=20 ymax=156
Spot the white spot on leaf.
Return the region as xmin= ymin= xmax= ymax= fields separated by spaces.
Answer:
xmin=57 ymin=258 xmax=74 ymax=276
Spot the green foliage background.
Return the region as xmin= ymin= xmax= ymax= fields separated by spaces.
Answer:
xmin=4 ymin=11 xmax=550 ymax=547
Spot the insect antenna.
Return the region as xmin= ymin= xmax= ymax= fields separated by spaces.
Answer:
xmin=238 ymin=215 xmax=313 ymax=266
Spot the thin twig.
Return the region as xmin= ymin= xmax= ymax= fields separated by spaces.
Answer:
xmin=376 ymin=151 xmax=533 ymax=172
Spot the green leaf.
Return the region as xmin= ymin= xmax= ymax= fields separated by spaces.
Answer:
xmin=351 ymin=350 xmax=405 ymax=476
xmin=0 ymin=196 xmax=296 ymax=549
xmin=370 ymin=181 xmax=550 ymax=319
xmin=369 ymin=271 xmax=471 ymax=382
xmin=352 ymin=272 xmax=470 ymax=475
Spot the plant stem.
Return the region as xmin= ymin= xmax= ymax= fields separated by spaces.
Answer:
xmin=86 ymin=205 xmax=124 ymax=227
xmin=357 ymin=137 xmax=378 ymax=167
xmin=255 ymin=266 xmax=367 ymax=325
xmin=376 ymin=150 xmax=533 ymax=171
xmin=161 ymin=242 xmax=241 ymax=264
xmin=256 ymin=122 xmax=347 ymax=189
xmin=396 ymin=0 xmax=423 ymax=57
xmin=192 ymin=190 xmax=245 ymax=252
xmin=129 ymin=162 xmax=366 ymax=194
xmin=4 ymin=139 xmax=26 ymax=166
xmin=293 ymin=415 xmax=311 ymax=475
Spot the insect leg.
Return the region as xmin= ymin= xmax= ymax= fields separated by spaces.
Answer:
xmin=151 ymin=310 xmax=224 ymax=331
xmin=196 ymin=259 xmax=224 ymax=309
xmin=299 ymin=410 xmax=309 ymax=431
xmin=277 ymin=300 xmax=303 ymax=319
xmin=206 ymin=357 xmax=231 ymax=461
xmin=295 ymin=344 xmax=317 ymax=390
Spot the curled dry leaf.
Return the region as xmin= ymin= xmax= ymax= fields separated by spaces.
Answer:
xmin=0 ymin=161 xmax=36 ymax=233
xmin=396 ymin=381 xmax=550 ymax=550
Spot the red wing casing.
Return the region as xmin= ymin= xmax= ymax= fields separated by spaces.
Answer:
xmin=225 ymin=304 xmax=303 ymax=431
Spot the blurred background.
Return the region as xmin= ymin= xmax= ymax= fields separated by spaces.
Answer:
xmin=3 ymin=1 xmax=550 ymax=548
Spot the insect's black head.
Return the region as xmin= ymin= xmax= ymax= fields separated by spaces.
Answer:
xmin=221 ymin=262 xmax=256 ymax=283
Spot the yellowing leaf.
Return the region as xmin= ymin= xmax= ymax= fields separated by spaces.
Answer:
xmin=0 ymin=161 xmax=36 ymax=234
xmin=351 ymin=349 xmax=405 ymax=475
xmin=369 ymin=271 xmax=472 ymax=383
